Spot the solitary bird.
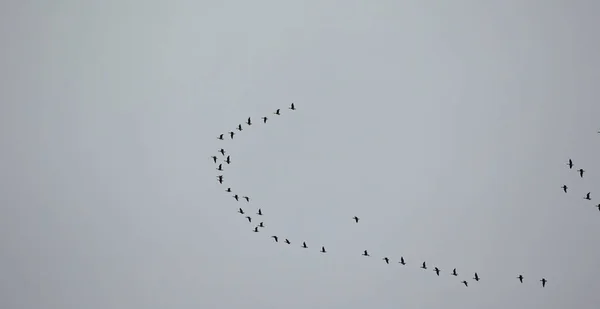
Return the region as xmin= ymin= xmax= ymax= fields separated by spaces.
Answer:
xmin=219 ymin=149 xmax=226 ymax=156
xmin=517 ymin=274 xmax=524 ymax=283
xmin=253 ymin=226 xmax=259 ymax=232
xmin=585 ymin=192 xmax=591 ymax=200
xmin=258 ymin=222 xmax=264 ymax=227
xmin=245 ymin=216 xmax=251 ymax=222
xmin=567 ymin=159 xmax=574 ymax=169
xmin=237 ymin=208 xmax=244 ymax=214
xmin=243 ymin=196 xmax=250 ymax=202
xmin=271 ymin=236 xmax=278 ymax=242
xmin=218 ymin=134 xmax=224 ymax=140
xmin=236 ymin=124 xmax=243 ymax=131
xmin=217 ymin=175 xmax=223 ymax=184
xmin=285 ymin=239 xmax=291 ymax=244
xmin=257 ymin=209 xmax=263 ymax=215
xmin=225 ymin=156 xmax=231 ymax=164
xmin=211 ymin=156 xmax=218 ymax=163
xmin=362 ymin=250 xmax=370 ymax=257
xmin=421 ymin=262 xmax=427 ymax=270
xmin=225 ymin=188 xmax=232 ymax=192
xmin=321 ymin=246 xmax=326 ymax=253
xmin=383 ymin=257 xmax=390 ymax=264
xmin=461 ymin=281 xmax=468 ymax=287
xmin=229 ymin=131 xmax=235 ymax=139
xmin=452 ymin=268 xmax=458 ymax=276
xmin=473 ymin=273 xmax=480 ymax=281
xmin=540 ymin=278 xmax=547 ymax=287
xmin=246 ymin=117 xmax=252 ymax=125
xmin=274 ymin=109 xmax=280 ymax=115
xmin=302 ymin=242 xmax=308 ymax=248
xmin=262 ymin=116 xmax=268 ymax=123
xmin=434 ymin=267 xmax=441 ymax=276
xmin=399 ymin=257 xmax=406 ymax=265
xmin=217 ymin=164 xmax=223 ymax=171
xmin=353 ymin=216 xmax=359 ymax=223
xmin=562 ymin=185 xmax=568 ymax=193
xmin=233 ymin=194 xmax=239 ymax=201
xmin=289 ymin=103 xmax=296 ymax=110
xmin=578 ymin=168 xmax=585 ymax=178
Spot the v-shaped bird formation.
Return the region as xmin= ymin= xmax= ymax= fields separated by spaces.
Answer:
xmin=212 ymin=102 xmax=562 ymax=289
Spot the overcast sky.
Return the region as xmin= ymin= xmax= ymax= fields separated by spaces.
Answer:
xmin=2 ymin=1 xmax=600 ymax=308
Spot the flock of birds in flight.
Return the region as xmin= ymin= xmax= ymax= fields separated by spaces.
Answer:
xmin=212 ymin=103 xmax=600 ymax=289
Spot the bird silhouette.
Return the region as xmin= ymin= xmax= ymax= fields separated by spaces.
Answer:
xmin=321 ymin=246 xmax=326 ymax=253
xmin=285 ymin=239 xmax=291 ymax=244
xmin=578 ymin=168 xmax=585 ymax=177
xmin=562 ymin=185 xmax=568 ymax=193
xmin=383 ymin=257 xmax=390 ymax=264
xmin=211 ymin=156 xmax=218 ymax=163
xmin=517 ymin=274 xmax=524 ymax=283
xmin=217 ymin=175 xmax=223 ymax=184
xmin=253 ymin=226 xmax=259 ymax=232
xmin=596 ymin=204 xmax=600 ymax=211
xmin=461 ymin=281 xmax=468 ymax=287
xmin=258 ymin=222 xmax=264 ymax=227
xmin=236 ymin=124 xmax=243 ymax=131
xmin=421 ymin=262 xmax=427 ymax=270
xmin=434 ymin=267 xmax=441 ymax=276
xmin=302 ymin=242 xmax=308 ymax=248
xmin=243 ymin=196 xmax=250 ymax=202
xmin=540 ymin=278 xmax=547 ymax=287
xmin=225 ymin=188 xmax=232 ymax=192
xmin=362 ymin=250 xmax=369 ymax=257
xmin=585 ymin=192 xmax=591 ymax=200
xmin=217 ymin=164 xmax=223 ymax=171
xmin=228 ymin=131 xmax=235 ymax=139
xmin=246 ymin=117 xmax=252 ymax=125
xmin=399 ymin=257 xmax=406 ymax=265
xmin=567 ymin=159 xmax=573 ymax=169
xmin=218 ymin=134 xmax=224 ymax=140
xmin=262 ymin=116 xmax=268 ymax=123
xmin=274 ymin=109 xmax=280 ymax=115
xmin=271 ymin=236 xmax=278 ymax=242
xmin=353 ymin=216 xmax=359 ymax=223
xmin=225 ymin=156 xmax=231 ymax=164
xmin=452 ymin=268 xmax=458 ymax=276
xmin=289 ymin=103 xmax=296 ymax=110
xmin=245 ymin=216 xmax=251 ymax=222
xmin=233 ymin=194 xmax=239 ymax=201
xmin=257 ymin=209 xmax=263 ymax=215
xmin=237 ymin=208 xmax=244 ymax=214
xmin=473 ymin=273 xmax=480 ymax=281
xmin=219 ymin=149 xmax=226 ymax=156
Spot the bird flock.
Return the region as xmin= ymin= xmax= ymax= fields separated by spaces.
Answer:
xmin=563 ymin=159 xmax=600 ymax=212
xmin=213 ymin=103 xmax=557 ymax=289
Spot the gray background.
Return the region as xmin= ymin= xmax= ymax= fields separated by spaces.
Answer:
xmin=1 ymin=1 xmax=600 ymax=308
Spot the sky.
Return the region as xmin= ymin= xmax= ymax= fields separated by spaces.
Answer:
xmin=1 ymin=1 xmax=600 ymax=308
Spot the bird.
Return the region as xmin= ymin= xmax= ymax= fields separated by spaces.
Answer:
xmin=274 ymin=109 xmax=280 ymax=115
xmin=362 ymin=250 xmax=370 ymax=257
xmin=233 ymin=194 xmax=239 ymax=201
xmin=461 ymin=281 xmax=468 ymax=287
xmin=225 ymin=156 xmax=231 ymax=164
xmin=540 ymin=278 xmax=547 ymax=287
xmin=246 ymin=117 xmax=252 ymax=125
xmin=578 ymin=168 xmax=585 ymax=177
xmin=218 ymin=134 xmax=224 ymax=140
xmin=225 ymin=188 xmax=232 ymax=192
xmin=585 ymin=192 xmax=591 ymax=200
xmin=217 ymin=164 xmax=223 ymax=171
xmin=434 ymin=267 xmax=441 ymax=276
xmin=452 ymin=268 xmax=458 ymax=276
xmin=243 ymin=196 xmax=250 ymax=202
xmin=399 ymin=257 xmax=406 ymax=265
xmin=285 ymin=239 xmax=291 ymax=244
xmin=473 ymin=273 xmax=480 ymax=281
xmin=302 ymin=242 xmax=308 ymax=248
xmin=253 ymin=226 xmax=259 ymax=232
xmin=261 ymin=116 xmax=268 ymax=123
xmin=229 ymin=131 xmax=235 ymax=139
xmin=271 ymin=236 xmax=278 ymax=242
xmin=567 ymin=159 xmax=574 ymax=169
xmin=245 ymin=216 xmax=252 ymax=222
xmin=217 ymin=175 xmax=223 ymax=184
xmin=237 ymin=208 xmax=244 ymax=214
xmin=211 ymin=156 xmax=218 ymax=163
xmin=289 ymin=103 xmax=296 ymax=110
xmin=421 ymin=262 xmax=427 ymax=270
xmin=257 ymin=209 xmax=263 ymax=215
xmin=596 ymin=204 xmax=600 ymax=211
xmin=236 ymin=124 xmax=243 ymax=131
xmin=258 ymin=222 xmax=264 ymax=227
xmin=562 ymin=185 xmax=568 ymax=193
xmin=383 ymin=257 xmax=390 ymax=264
xmin=219 ymin=149 xmax=226 ymax=156
xmin=517 ymin=274 xmax=524 ymax=283
xmin=352 ymin=216 xmax=359 ymax=223
xmin=321 ymin=246 xmax=326 ymax=253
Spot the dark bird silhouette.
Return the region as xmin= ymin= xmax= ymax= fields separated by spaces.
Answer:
xmin=383 ymin=257 xmax=389 ymax=264
xmin=562 ymin=185 xmax=568 ymax=193
xmin=219 ymin=149 xmax=226 ymax=156
xmin=225 ymin=156 xmax=231 ymax=164
xmin=434 ymin=267 xmax=441 ymax=276
xmin=302 ymin=242 xmax=308 ymax=248
xmin=243 ymin=196 xmax=250 ymax=202
xmin=353 ymin=216 xmax=359 ymax=223
xmin=362 ymin=250 xmax=370 ymax=257
xmin=289 ymin=103 xmax=296 ymax=110
xmin=271 ymin=236 xmax=278 ymax=242
xmin=233 ymin=194 xmax=239 ymax=201
xmin=253 ymin=226 xmax=259 ymax=232
xmin=258 ymin=222 xmax=264 ymax=227
xmin=473 ymin=273 xmax=480 ymax=281
xmin=540 ymin=278 xmax=547 ymax=287
xmin=285 ymin=239 xmax=291 ymax=244
xmin=211 ymin=156 xmax=218 ymax=163
xmin=236 ymin=124 xmax=243 ymax=131
xmin=217 ymin=164 xmax=223 ymax=171
xmin=462 ymin=281 xmax=468 ymax=287
xmin=238 ymin=208 xmax=244 ymax=214
xmin=578 ymin=168 xmax=585 ymax=177
xmin=274 ymin=109 xmax=280 ymax=115
xmin=218 ymin=134 xmax=224 ymax=140
xmin=217 ymin=175 xmax=223 ymax=184
xmin=257 ymin=209 xmax=262 ymax=215
xmin=246 ymin=117 xmax=252 ymax=125
xmin=262 ymin=116 xmax=268 ymax=123
xmin=229 ymin=131 xmax=235 ymax=139
xmin=245 ymin=216 xmax=251 ymax=222
xmin=226 ymin=188 xmax=232 ymax=192
xmin=421 ymin=262 xmax=427 ymax=270
xmin=567 ymin=159 xmax=573 ymax=169
xmin=596 ymin=204 xmax=600 ymax=211
xmin=452 ymin=268 xmax=458 ymax=276
xmin=399 ymin=257 xmax=406 ymax=265
xmin=321 ymin=246 xmax=326 ymax=253
xmin=585 ymin=192 xmax=591 ymax=200
xmin=517 ymin=275 xmax=524 ymax=283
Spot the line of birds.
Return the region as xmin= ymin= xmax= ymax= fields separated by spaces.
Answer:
xmin=212 ymin=102 xmax=549 ymax=288
xmin=563 ymin=159 xmax=600 ymax=211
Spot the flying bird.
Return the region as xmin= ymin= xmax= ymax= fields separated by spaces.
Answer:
xmin=302 ymin=242 xmax=308 ymax=248
xmin=434 ymin=267 xmax=441 ymax=276
xmin=399 ymin=257 xmax=406 ymax=265
xmin=517 ymin=274 xmax=524 ymax=283
xmin=289 ymin=103 xmax=296 ymax=110
xmin=246 ymin=117 xmax=252 ymax=125
xmin=219 ymin=149 xmax=226 ymax=156
xmin=362 ymin=250 xmax=370 ymax=257
xmin=211 ymin=156 xmax=218 ymax=163
xmin=238 ymin=208 xmax=244 ymax=214
xmin=585 ymin=192 xmax=591 ymax=200
xmin=274 ymin=109 xmax=280 ymax=115
xmin=321 ymin=246 xmax=326 ymax=253
xmin=461 ymin=281 xmax=468 ymax=287
xmin=383 ymin=257 xmax=389 ymax=264
xmin=562 ymin=185 xmax=568 ymax=193
xmin=285 ymin=239 xmax=291 ymax=244
xmin=353 ymin=216 xmax=359 ymax=223
xmin=217 ymin=175 xmax=223 ymax=184
xmin=225 ymin=188 xmax=232 ymax=192
xmin=236 ymin=124 xmax=243 ymax=131
xmin=253 ymin=226 xmax=259 ymax=232
xmin=233 ymin=194 xmax=239 ymax=201
xmin=473 ymin=273 xmax=480 ymax=281
xmin=257 ymin=209 xmax=262 ymax=215
xmin=421 ymin=262 xmax=427 ymax=270
xmin=225 ymin=156 xmax=231 ymax=164
xmin=596 ymin=204 xmax=600 ymax=211
xmin=217 ymin=164 xmax=223 ymax=171
xmin=243 ymin=196 xmax=250 ymax=202
xmin=262 ymin=116 xmax=268 ymax=123
xmin=218 ymin=134 xmax=224 ymax=140
xmin=452 ymin=268 xmax=458 ymax=276
xmin=258 ymin=222 xmax=264 ymax=227
xmin=271 ymin=236 xmax=278 ymax=242
xmin=567 ymin=159 xmax=573 ymax=169
xmin=578 ymin=168 xmax=585 ymax=177
xmin=540 ymin=278 xmax=547 ymax=287
xmin=229 ymin=131 xmax=235 ymax=139
xmin=245 ymin=216 xmax=251 ymax=222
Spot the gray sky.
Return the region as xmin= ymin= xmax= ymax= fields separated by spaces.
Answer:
xmin=2 ymin=1 xmax=600 ymax=308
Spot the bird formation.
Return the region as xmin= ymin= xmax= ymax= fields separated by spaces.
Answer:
xmin=563 ymin=159 xmax=600 ymax=212
xmin=212 ymin=102 xmax=549 ymax=288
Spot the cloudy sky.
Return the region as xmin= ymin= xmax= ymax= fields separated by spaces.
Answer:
xmin=2 ymin=1 xmax=600 ymax=308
